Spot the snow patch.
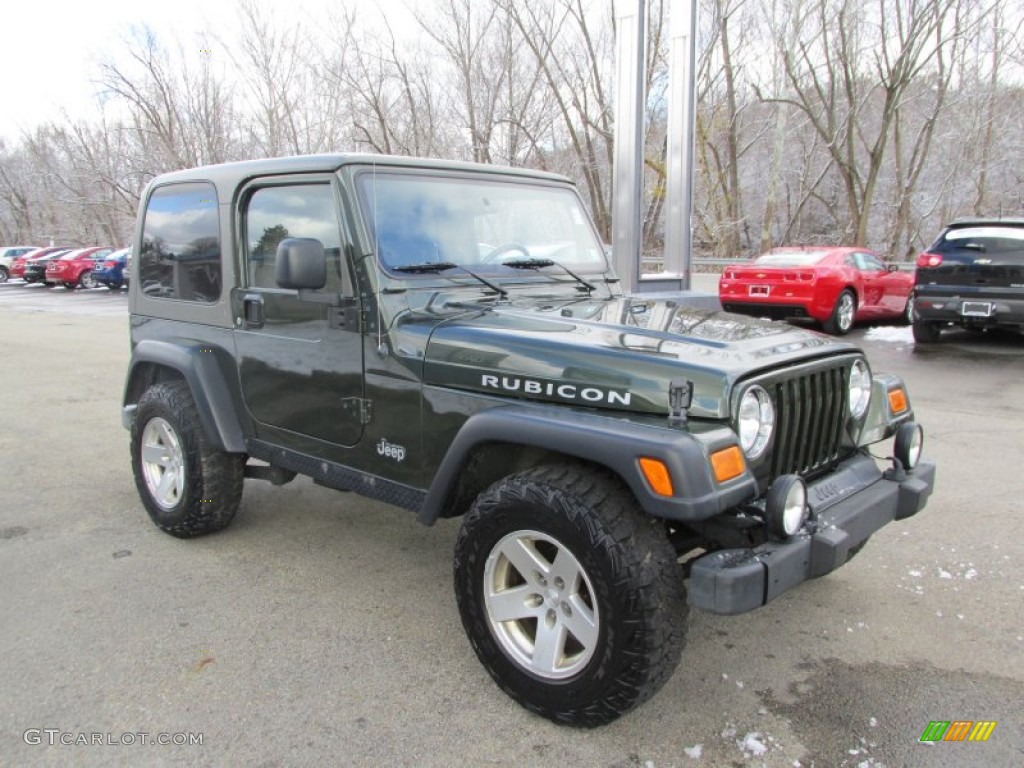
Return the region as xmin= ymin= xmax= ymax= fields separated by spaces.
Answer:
xmin=865 ymin=326 xmax=914 ymax=344
xmin=683 ymin=744 xmax=703 ymax=759
xmin=740 ymin=732 xmax=768 ymax=757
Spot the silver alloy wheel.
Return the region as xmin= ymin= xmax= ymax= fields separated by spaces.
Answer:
xmin=837 ymin=292 xmax=855 ymax=331
xmin=905 ymin=295 xmax=915 ymax=324
xmin=483 ymin=529 xmax=599 ymax=680
xmin=80 ymin=271 xmax=97 ymax=289
xmin=140 ymin=416 xmax=185 ymax=511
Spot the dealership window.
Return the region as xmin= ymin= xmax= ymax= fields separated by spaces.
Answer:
xmin=139 ymin=182 xmax=221 ymax=302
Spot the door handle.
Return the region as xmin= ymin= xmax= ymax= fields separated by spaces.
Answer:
xmin=243 ymin=294 xmax=264 ymax=328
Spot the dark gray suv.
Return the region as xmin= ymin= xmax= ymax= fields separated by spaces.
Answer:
xmin=913 ymin=218 xmax=1024 ymax=342
xmin=122 ymin=154 xmax=936 ymax=726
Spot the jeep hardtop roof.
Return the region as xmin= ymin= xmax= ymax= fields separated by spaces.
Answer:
xmin=146 ymin=153 xmax=574 ymax=195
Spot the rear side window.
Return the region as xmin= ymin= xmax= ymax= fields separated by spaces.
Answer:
xmin=139 ymin=182 xmax=221 ymax=302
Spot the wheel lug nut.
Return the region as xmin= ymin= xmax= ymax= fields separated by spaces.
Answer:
xmin=561 ymin=602 xmax=572 ymax=616
xmin=554 ymin=576 xmax=564 ymax=590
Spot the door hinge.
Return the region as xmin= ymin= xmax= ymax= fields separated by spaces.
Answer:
xmin=340 ymin=397 xmax=373 ymax=425
xmin=329 ymin=297 xmax=363 ymax=332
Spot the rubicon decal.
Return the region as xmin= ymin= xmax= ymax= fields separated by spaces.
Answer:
xmin=480 ymin=374 xmax=631 ymax=407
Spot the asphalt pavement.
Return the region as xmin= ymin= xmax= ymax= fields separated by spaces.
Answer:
xmin=1 ymin=281 xmax=1022 ymax=767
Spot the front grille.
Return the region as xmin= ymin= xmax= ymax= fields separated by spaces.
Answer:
xmin=768 ymin=364 xmax=848 ymax=479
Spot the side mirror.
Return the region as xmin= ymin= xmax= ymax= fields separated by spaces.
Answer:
xmin=275 ymin=238 xmax=326 ymax=289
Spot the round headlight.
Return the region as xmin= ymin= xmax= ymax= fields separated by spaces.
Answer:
xmin=738 ymin=386 xmax=775 ymax=459
xmin=848 ymin=360 xmax=872 ymax=419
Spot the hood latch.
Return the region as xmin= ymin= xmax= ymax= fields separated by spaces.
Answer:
xmin=668 ymin=379 xmax=693 ymax=427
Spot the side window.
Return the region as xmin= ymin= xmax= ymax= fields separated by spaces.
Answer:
xmin=244 ymin=184 xmax=342 ymax=288
xmin=139 ymin=182 xmax=221 ymax=302
xmin=855 ymin=252 xmax=884 ymax=272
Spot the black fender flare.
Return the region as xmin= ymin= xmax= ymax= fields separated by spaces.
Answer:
xmin=122 ymin=339 xmax=246 ymax=453
xmin=417 ymin=404 xmax=756 ymax=525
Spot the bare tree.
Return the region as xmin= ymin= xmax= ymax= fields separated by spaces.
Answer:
xmin=97 ymin=26 xmax=238 ymax=174
xmin=755 ymin=0 xmax=963 ymax=246
xmin=495 ymin=0 xmax=617 ymax=238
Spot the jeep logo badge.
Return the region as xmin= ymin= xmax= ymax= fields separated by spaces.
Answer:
xmin=377 ymin=438 xmax=407 ymax=462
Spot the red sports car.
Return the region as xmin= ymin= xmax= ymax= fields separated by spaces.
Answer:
xmin=718 ymin=246 xmax=915 ymax=334
xmin=45 ymin=246 xmax=115 ymax=289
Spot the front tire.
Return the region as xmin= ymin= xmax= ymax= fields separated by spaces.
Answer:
xmin=0 ymin=266 xmax=8 ymax=283
xmin=130 ymin=380 xmax=243 ymax=538
xmin=454 ymin=464 xmax=687 ymax=727
xmin=823 ymin=289 xmax=856 ymax=335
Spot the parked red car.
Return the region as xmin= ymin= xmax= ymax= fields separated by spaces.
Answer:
xmin=45 ymin=246 xmax=115 ymax=289
xmin=9 ymin=247 xmax=70 ymax=280
xmin=719 ymin=246 xmax=915 ymax=334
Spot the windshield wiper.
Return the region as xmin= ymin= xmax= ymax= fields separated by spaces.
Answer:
xmin=501 ymin=257 xmax=597 ymax=294
xmin=391 ymin=261 xmax=508 ymax=298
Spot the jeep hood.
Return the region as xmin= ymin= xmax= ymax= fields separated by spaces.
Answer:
xmin=418 ymin=296 xmax=856 ymax=419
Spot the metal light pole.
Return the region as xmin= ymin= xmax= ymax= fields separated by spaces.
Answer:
xmin=662 ymin=0 xmax=698 ymax=290
xmin=612 ymin=0 xmax=700 ymax=296
xmin=611 ymin=0 xmax=646 ymax=294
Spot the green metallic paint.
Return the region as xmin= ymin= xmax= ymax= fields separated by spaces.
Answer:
xmin=389 ymin=293 xmax=856 ymax=421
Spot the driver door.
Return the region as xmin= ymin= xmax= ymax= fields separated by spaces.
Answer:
xmin=232 ymin=175 xmax=365 ymax=449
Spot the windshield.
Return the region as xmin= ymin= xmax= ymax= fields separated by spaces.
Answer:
xmin=357 ymin=172 xmax=608 ymax=273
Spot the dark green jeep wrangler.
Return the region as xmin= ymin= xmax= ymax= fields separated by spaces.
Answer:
xmin=122 ymin=154 xmax=935 ymax=726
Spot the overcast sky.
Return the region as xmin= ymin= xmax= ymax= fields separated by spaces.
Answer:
xmin=0 ymin=0 xmax=412 ymax=143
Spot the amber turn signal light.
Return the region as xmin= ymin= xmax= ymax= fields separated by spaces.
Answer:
xmin=638 ymin=457 xmax=674 ymax=497
xmin=888 ymin=388 xmax=908 ymax=414
xmin=710 ymin=446 xmax=745 ymax=483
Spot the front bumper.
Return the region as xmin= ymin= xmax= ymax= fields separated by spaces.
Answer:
xmin=688 ymin=454 xmax=936 ymax=615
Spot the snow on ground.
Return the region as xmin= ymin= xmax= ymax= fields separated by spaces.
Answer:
xmin=864 ymin=326 xmax=914 ymax=343
xmin=740 ymin=732 xmax=768 ymax=757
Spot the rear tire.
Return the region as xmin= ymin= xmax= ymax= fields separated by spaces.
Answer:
xmin=78 ymin=270 xmax=97 ymax=289
xmin=130 ymin=380 xmax=243 ymax=538
xmin=0 ymin=266 xmax=8 ymax=283
xmin=912 ymin=320 xmax=941 ymax=343
xmin=823 ymin=289 xmax=856 ymax=335
xmin=454 ymin=463 xmax=687 ymax=727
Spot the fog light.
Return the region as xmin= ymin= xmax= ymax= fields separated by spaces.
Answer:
xmin=766 ymin=475 xmax=808 ymax=538
xmin=894 ymin=422 xmax=923 ymax=470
